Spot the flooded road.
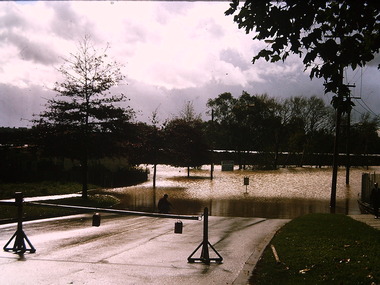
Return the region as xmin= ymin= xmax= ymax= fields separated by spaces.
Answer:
xmin=100 ymin=165 xmax=379 ymax=219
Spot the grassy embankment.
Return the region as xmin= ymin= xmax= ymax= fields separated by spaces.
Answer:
xmin=0 ymin=182 xmax=119 ymax=222
xmin=252 ymin=213 xmax=380 ymax=284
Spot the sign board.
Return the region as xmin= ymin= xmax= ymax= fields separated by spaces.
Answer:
xmin=221 ymin=160 xmax=234 ymax=171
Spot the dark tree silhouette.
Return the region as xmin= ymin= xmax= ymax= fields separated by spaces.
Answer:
xmin=226 ymin=0 xmax=380 ymax=207
xmin=34 ymin=36 xmax=134 ymax=199
xmin=163 ymin=118 xmax=210 ymax=177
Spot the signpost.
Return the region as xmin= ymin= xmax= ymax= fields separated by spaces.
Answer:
xmin=244 ymin=177 xmax=249 ymax=193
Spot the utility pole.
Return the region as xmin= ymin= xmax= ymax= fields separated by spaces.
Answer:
xmin=330 ymin=64 xmax=355 ymax=208
xmin=210 ymin=109 xmax=214 ymax=180
xmin=345 ymin=85 xmax=356 ymax=185
xmin=330 ymin=97 xmax=342 ymax=210
xmin=330 ymin=65 xmax=344 ymax=209
xmin=345 ymin=96 xmax=351 ymax=185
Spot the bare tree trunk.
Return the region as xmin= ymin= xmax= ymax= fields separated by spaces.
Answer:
xmin=81 ymin=155 xmax=88 ymax=199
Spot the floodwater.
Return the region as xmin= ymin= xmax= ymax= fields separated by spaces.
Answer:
xmin=101 ymin=165 xmax=380 ymax=219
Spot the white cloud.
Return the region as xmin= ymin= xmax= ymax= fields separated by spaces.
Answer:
xmin=0 ymin=1 xmax=378 ymax=127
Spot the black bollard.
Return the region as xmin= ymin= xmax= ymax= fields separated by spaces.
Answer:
xmin=92 ymin=213 xmax=101 ymax=227
xmin=174 ymin=220 xmax=183 ymax=234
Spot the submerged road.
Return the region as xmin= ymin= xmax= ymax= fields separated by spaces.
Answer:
xmin=0 ymin=214 xmax=289 ymax=284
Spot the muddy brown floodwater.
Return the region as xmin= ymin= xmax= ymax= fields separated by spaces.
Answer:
xmin=99 ymin=165 xmax=380 ymax=219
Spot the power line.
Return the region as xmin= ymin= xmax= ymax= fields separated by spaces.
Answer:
xmin=351 ymin=107 xmax=365 ymax=118
xmin=346 ymin=66 xmax=369 ymax=89
xmin=343 ymin=66 xmax=379 ymax=118
xmin=353 ymin=97 xmax=379 ymax=118
xmin=359 ymin=98 xmax=379 ymax=117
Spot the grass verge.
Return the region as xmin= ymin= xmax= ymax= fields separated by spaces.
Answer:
xmin=0 ymin=181 xmax=100 ymax=199
xmin=251 ymin=213 xmax=380 ymax=284
xmin=0 ymin=182 xmax=118 ymax=222
xmin=1 ymin=195 xmax=119 ymax=223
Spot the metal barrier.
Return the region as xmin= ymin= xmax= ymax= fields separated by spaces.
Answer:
xmin=2 ymin=193 xmax=223 ymax=264
xmin=3 ymin=192 xmax=36 ymax=254
xmin=188 ymin=207 xmax=223 ymax=264
xmin=26 ymin=201 xmax=200 ymax=220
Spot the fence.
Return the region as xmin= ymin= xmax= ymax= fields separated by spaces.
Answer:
xmin=361 ymin=172 xmax=380 ymax=203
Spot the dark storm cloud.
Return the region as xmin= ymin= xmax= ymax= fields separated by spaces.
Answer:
xmin=157 ymin=1 xmax=194 ymax=18
xmin=122 ymin=21 xmax=149 ymax=44
xmin=251 ymin=73 xmax=326 ymax=99
xmin=368 ymin=53 xmax=380 ymax=67
xmin=4 ymin=32 xmax=60 ymax=65
xmin=119 ymin=80 xmax=181 ymax=122
xmin=220 ymin=48 xmax=251 ymax=71
xmin=47 ymin=2 xmax=97 ymax=41
xmin=0 ymin=84 xmax=54 ymax=127
xmin=0 ymin=3 xmax=59 ymax=65
xmin=193 ymin=17 xmax=225 ymax=40
xmin=0 ymin=5 xmax=26 ymax=29
xmin=124 ymin=72 xmax=327 ymax=125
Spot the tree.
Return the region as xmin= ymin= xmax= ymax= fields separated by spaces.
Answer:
xmin=207 ymin=92 xmax=237 ymax=150
xmin=225 ymin=0 xmax=380 ymax=207
xmin=34 ymin=36 xmax=134 ymax=199
xmin=208 ymin=91 xmax=282 ymax=169
xmin=279 ymin=96 xmax=334 ymax=165
xmin=163 ymin=119 xmax=208 ymax=177
xmin=163 ymin=113 xmax=210 ymax=177
xmin=131 ymin=111 xmax=164 ymax=188
xmin=350 ymin=114 xmax=380 ymax=157
xmin=178 ymin=101 xmax=202 ymax=122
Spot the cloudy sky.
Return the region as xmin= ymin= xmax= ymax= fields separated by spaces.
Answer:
xmin=1 ymin=1 xmax=379 ymax=128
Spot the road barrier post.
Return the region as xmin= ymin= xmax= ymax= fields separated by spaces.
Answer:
xmin=92 ymin=213 xmax=101 ymax=227
xmin=187 ymin=207 xmax=223 ymax=264
xmin=3 ymin=192 xmax=36 ymax=254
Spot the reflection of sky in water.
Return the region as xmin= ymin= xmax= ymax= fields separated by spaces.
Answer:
xmin=105 ymin=165 xmax=380 ymax=218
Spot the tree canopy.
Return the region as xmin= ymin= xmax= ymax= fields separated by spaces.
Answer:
xmin=226 ymin=0 xmax=380 ymax=97
xmin=207 ymin=91 xmax=335 ymax=168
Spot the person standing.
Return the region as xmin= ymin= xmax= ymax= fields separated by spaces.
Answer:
xmin=370 ymin=183 xmax=380 ymax=219
xmin=158 ymin=194 xmax=172 ymax=214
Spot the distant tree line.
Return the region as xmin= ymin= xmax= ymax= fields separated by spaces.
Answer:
xmin=1 ymin=91 xmax=379 ymax=177
xmin=205 ymin=91 xmax=380 ymax=169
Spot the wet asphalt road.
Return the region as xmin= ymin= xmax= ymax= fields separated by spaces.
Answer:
xmin=0 ymin=214 xmax=288 ymax=285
